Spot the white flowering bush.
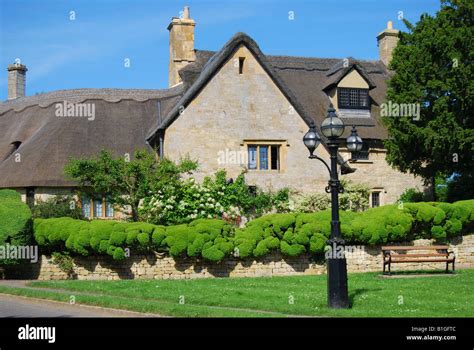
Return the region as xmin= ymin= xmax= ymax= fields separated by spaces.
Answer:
xmin=292 ymin=179 xmax=370 ymax=213
xmin=140 ymin=170 xmax=289 ymax=226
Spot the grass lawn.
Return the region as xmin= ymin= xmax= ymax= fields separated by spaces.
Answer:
xmin=0 ymin=269 xmax=473 ymax=317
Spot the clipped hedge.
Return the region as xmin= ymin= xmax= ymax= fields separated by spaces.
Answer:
xmin=33 ymin=200 xmax=474 ymax=262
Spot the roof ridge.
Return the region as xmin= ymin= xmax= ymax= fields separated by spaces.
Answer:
xmin=0 ymin=86 xmax=185 ymax=115
xmin=195 ymin=48 xmax=382 ymax=64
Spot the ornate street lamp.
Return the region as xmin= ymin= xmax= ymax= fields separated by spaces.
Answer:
xmin=346 ymin=126 xmax=363 ymax=153
xmin=303 ymin=103 xmax=363 ymax=309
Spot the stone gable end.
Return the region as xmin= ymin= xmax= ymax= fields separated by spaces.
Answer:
xmin=164 ymin=44 xmax=332 ymax=192
xmin=338 ymin=68 xmax=369 ymax=89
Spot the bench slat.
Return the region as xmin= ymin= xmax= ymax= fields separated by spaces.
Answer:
xmin=387 ymin=253 xmax=449 ymax=258
xmin=390 ymin=258 xmax=454 ymax=263
xmin=382 ymin=246 xmax=449 ymax=251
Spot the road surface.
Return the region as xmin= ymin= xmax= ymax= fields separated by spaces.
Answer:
xmin=0 ymin=293 xmax=153 ymax=317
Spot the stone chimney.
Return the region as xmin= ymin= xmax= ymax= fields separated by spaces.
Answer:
xmin=168 ymin=6 xmax=196 ymax=87
xmin=7 ymin=63 xmax=28 ymax=100
xmin=377 ymin=21 xmax=399 ymax=67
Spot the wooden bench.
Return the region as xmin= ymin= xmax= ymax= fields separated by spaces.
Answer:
xmin=382 ymin=245 xmax=455 ymax=275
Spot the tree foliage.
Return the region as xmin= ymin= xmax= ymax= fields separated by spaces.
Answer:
xmin=383 ymin=0 xmax=474 ymax=197
xmin=64 ymin=150 xmax=197 ymax=221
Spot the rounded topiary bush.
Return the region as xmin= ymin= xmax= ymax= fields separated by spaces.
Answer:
xmin=125 ymin=230 xmax=139 ymax=246
xmin=164 ymin=225 xmax=193 ymax=257
xmin=309 ymin=233 xmax=327 ymax=254
xmin=280 ymin=241 xmax=306 ymax=257
xmin=202 ymin=245 xmax=225 ymax=262
xmin=109 ymin=231 xmax=127 ymax=246
xmin=151 ymin=227 xmax=167 ymax=248
xmin=137 ymin=232 xmax=150 ymax=248
xmin=113 ymin=247 xmax=126 ymax=260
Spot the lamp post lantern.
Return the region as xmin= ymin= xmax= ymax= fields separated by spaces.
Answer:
xmin=303 ymin=103 xmax=363 ymax=309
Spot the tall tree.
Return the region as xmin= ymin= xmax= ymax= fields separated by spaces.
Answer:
xmin=383 ymin=0 xmax=474 ymax=199
xmin=65 ymin=150 xmax=197 ymax=221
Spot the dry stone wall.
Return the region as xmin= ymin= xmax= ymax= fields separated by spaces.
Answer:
xmin=7 ymin=235 xmax=473 ymax=280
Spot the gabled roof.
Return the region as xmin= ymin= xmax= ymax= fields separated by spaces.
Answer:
xmin=146 ymin=32 xmax=317 ymax=139
xmin=149 ymin=34 xmax=390 ymax=142
xmin=323 ymin=58 xmax=376 ymax=91
xmin=146 ymin=32 xmax=393 ymax=173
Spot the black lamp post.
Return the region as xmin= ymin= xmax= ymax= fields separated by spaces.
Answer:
xmin=303 ymin=103 xmax=363 ymax=309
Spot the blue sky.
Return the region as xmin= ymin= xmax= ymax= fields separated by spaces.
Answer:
xmin=0 ymin=0 xmax=440 ymax=100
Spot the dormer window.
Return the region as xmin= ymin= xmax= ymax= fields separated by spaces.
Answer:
xmin=338 ymin=88 xmax=369 ymax=110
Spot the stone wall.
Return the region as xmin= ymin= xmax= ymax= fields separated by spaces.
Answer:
xmin=7 ymin=235 xmax=474 ymax=281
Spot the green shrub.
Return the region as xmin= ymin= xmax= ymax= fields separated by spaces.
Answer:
xmin=113 ymin=247 xmax=126 ymax=261
xmin=398 ymin=188 xmax=427 ymax=203
xmin=32 ymin=195 xmax=83 ymax=219
xmin=109 ymin=231 xmax=127 ymax=246
xmin=454 ymin=200 xmax=474 ymax=221
xmin=125 ymin=230 xmax=139 ymax=246
xmin=0 ymin=190 xmax=33 ymax=265
xmin=253 ymin=236 xmax=280 ymax=257
xmin=280 ymin=241 xmax=306 ymax=257
xmin=51 ymin=252 xmax=75 ymax=278
xmin=137 ymin=233 xmax=150 ymax=248
xmin=187 ymin=234 xmax=208 ymax=257
xmin=202 ymin=245 xmax=225 ymax=262
xmin=32 ymin=199 xmax=474 ymax=262
xmin=431 ymin=225 xmax=446 ymax=240
xmin=163 ymin=225 xmax=194 ymax=257
xmin=309 ymin=233 xmax=327 ymax=254
xmin=151 ymin=227 xmax=167 ymax=248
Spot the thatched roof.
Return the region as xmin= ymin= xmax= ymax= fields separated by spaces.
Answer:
xmin=0 ymin=32 xmax=390 ymax=188
xmin=0 ymin=88 xmax=183 ymax=187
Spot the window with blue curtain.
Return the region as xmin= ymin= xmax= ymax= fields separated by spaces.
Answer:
xmin=248 ymin=145 xmax=257 ymax=170
xmin=93 ymin=197 xmax=103 ymax=217
xmin=259 ymin=146 xmax=269 ymax=170
xmin=82 ymin=196 xmax=91 ymax=218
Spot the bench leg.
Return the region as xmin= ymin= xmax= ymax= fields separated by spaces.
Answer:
xmin=446 ymin=261 xmax=449 ymax=273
